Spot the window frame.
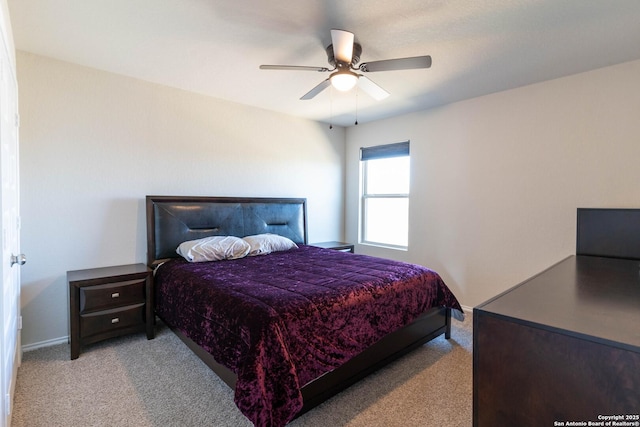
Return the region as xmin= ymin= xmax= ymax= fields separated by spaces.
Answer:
xmin=359 ymin=141 xmax=410 ymax=250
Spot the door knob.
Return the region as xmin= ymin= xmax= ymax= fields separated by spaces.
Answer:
xmin=10 ymin=253 xmax=26 ymax=266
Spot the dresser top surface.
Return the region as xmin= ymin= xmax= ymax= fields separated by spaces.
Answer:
xmin=476 ymin=255 xmax=640 ymax=350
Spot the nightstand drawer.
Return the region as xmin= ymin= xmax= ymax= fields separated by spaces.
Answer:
xmin=80 ymin=303 xmax=145 ymax=338
xmin=80 ymin=279 xmax=146 ymax=313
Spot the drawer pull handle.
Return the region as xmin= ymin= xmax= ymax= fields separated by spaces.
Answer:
xmin=111 ymin=318 xmax=120 ymax=324
xmin=111 ymin=292 xmax=120 ymax=298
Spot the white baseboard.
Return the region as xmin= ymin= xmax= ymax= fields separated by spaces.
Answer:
xmin=460 ymin=305 xmax=474 ymax=314
xmin=22 ymin=336 xmax=68 ymax=352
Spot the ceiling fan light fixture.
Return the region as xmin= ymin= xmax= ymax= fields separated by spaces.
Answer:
xmin=330 ymin=70 xmax=358 ymax=91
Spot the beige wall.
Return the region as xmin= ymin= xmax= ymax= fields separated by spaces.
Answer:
xmin=18 ymin=50 xmax=640 ymax=346
xmin=17 ymin=52 xmax=346 ymax=347
xmin=346 ymin=59 xmax=640 ymax=309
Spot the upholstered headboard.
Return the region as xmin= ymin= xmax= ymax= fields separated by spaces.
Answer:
xmin=576 ymin=208 xmax=640 ymax=260
xmin=146 ymin=196 xmax=307 ymax=266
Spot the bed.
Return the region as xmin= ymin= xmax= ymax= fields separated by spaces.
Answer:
xmin=146 ymin=195 xmax=463 ymax=427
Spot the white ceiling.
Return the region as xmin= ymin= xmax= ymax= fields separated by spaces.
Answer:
xmin=8 ymin=0 xmax=640 ymax=127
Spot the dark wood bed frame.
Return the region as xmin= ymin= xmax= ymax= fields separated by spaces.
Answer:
xmin=146 ymin=195 xmax=452 ymax=417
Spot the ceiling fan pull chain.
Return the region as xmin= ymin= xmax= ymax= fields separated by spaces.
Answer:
xmin=329 ymin=86 xmax=334 ymax=129
xmin=354 ymin=86 xmax=359 ymax=126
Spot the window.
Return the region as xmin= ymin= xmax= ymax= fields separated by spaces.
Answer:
xmin=360 ymin=141 xmax=410 ymax=249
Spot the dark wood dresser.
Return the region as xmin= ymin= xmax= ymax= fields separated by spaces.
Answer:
xmin=68 ymin=263 xmax=154 ymax=359
xmin=474 ymin=208 xmax=640 ymax=426
xmin=474 ymin=255 xmax=640 ymax=426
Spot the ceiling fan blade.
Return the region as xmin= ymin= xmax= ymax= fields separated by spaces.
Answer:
xmin=359 ymin=55 xmax=432 ymax=72
xmin=300 ymin=79 xmax=331 ymax=100
xmin=331 ymin=29 xmax=355 ymax=64
xmin=260 ymin=65 xmax=330 ymax=72
xmin=357 ymin=76 xmax=390 ymax=101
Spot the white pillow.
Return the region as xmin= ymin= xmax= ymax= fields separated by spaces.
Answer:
xmin=176 ymin=236 xmax=251 ymax=263
xmin=242 ymin=234 xmax=298 ymax=256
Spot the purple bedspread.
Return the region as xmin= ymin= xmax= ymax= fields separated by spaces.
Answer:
xmin=154 ymin=245 xmax=462 ymax=427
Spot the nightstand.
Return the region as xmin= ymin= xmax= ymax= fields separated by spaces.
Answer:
xmin=68 ymin=263 xmax=154 ymax=359
xmin=312 ymin=241 xmax=355 ymax=253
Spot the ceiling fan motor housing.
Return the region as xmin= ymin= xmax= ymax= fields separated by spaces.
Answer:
xmin=326 ymin=42 xmax=362 ymax=68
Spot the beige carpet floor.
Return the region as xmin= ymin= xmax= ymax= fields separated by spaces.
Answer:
xmin=12 ymin=315 xmax=472 ymax=427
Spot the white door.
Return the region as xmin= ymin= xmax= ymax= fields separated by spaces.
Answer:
xmin=0 ymin=24 xmax=21 ymax=427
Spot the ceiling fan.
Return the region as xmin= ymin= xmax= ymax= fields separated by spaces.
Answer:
xmin=260 ymin=29 xmax=432 ymax=101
